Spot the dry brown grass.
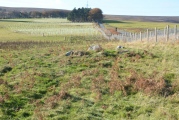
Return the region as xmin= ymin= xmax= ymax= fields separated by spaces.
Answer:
xmin=109 ymin=58 xmax=173 ymax=96
xmin=0 ymin=95 xmax=4 ymax=103
xmin=127 ymin=70 xmax=171 ymax=96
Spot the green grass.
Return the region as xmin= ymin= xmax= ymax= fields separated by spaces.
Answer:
xmin=103 ymin=20 xmax=179 ymax=32
xmin=0 ymin=18 xmax=102 ymax=42
xmin=0 ymin=18 xmax=179 ymax=120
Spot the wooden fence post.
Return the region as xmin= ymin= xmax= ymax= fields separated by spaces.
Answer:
xmin=134 ymin=33 xmax=136 ymax=40
xmin=155 ymin=27 xmax=157 ymax=42
xmin=166 ymin=25 xmax=169 ymax=42
xmin=175 ymin=25 xmax=177 ymax=40
xmin=147 ymin=29 xmax=149 ymax=41
xmin=164 ymin=27 xmax=166 ymax=37
xmin=140 ymin=32 xmax=142 ymax=41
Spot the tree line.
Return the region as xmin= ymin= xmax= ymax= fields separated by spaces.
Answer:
xmin=0 ymin=9 xmax=69 ymax=19
xmin=67 ymin=7 xmax=103 ymax=22
xmin=0 ymin=7 xmax=103 ymax=22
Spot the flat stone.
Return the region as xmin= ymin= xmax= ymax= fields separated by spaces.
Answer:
xmin=88 ymin=45 xmax=103 ymax=52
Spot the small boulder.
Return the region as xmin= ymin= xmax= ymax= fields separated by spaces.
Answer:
xmin=88 ymin=45 xmax=103 ymax=52
xmin=65 ymin=50 xmax=87 ymax=56
xmin=116 ymin=46 xmax=128 ymax=54
xmin=116 ymin=46 xmax=124 ymax=50
xmin=65 ymin=51 xmax=73 ymax=56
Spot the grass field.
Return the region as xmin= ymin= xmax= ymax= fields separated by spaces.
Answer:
xmin=0 ymin=18 xmax=102 ymax=42
xmin=103 ymin=20 xmax=179 ymax=33
xmin=0 ymin=18 xmax=179 ymax=120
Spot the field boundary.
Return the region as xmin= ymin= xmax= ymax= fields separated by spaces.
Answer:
xmin=98 ymin=23 xmax=179 ymax=42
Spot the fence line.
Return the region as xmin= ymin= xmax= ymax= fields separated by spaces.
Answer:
xmin=98 ymin=24 xmax=179 ymax=42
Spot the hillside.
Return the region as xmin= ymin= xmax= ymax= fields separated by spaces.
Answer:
xmin=104 ymin=15 xmax=179 ymax=23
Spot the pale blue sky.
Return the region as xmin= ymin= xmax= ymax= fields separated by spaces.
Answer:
xmin=0 ymin=0 xmax=179 ymax=16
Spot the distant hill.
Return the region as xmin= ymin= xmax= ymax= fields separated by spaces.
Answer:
xmin=0 ymin=6 xmax=70 ymax=19
xmin=0 ymin=6 xmax=70 ymax=13
xmin=104 ymin=15 xmax=179 ymax=23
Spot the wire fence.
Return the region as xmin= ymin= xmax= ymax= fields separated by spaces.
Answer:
xmin=98 ymin=24 xmax=179 ymax=42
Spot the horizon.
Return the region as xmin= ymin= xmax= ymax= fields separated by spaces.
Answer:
xmin=0 ymin=0 xmax=179 ymax=16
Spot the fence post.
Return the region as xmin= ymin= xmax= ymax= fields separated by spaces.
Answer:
xmin=164 ymin=27 xmax=166 ymax=37
xmin=134 ymin=33 xmax=136 ymax=40
xmin=175 ymin=25 xmax=177 ymax=40
xmin=166 ymin=25 xmax=169 ymax=42
xmin=147 ymin=29 xmax=149 ymax=41
xmin=155 ymin=27 xmax=157 ymax=42
xmin=140 ymin=32 xmax=142 ymax=41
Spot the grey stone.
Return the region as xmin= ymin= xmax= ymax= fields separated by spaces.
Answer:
xmin=65 ymin=50 xmax=87 ymax=56
xmin=116 ymin=46 xmax=124 ymax=50
xmin=65 ymin=51 xmax=73 ymax=56
xmin=88 ymin=45 xmax=103 ymax=52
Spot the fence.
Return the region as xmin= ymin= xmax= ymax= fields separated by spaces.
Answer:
xmin=98 ymin=24 xmax=179 ymax=42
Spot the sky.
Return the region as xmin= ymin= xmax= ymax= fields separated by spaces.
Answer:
xmin=0 ymin=0 xmax=179 ymax=16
